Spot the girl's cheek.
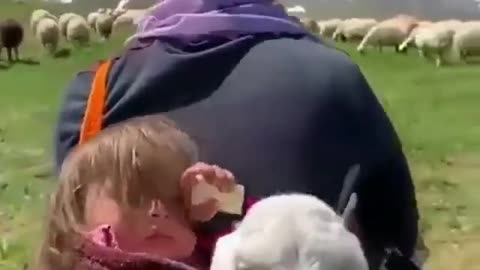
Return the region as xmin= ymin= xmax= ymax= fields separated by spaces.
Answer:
xmin=112 ymin=223 xmax=140 ymax=249
xmin=118 ymin=210 xmax=149 ymax=237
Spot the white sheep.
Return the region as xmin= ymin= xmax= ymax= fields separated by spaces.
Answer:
xmin=357 ymin=15 xmax=418 ymax=53
xmin=95 ymin=9 xmax=125 ymax=41
xmin=210 ymin=194 xmax=368 ymax=270
xmin=118 ymin=2 xmax=168 ymax=44
xmin=112 ymin=1 xmax=164 ymax=31
xmin=332 ymin=18 xmax=377 ymax=42
xmin=87 ymin=8 xmax=109 ymax=32
xmin=87 ymin=12 xmax=101 ymax=31
xmin=30 ymin=9 xmax=57 ymax=35
xmin=400 ymin=20 xmax=463 ymax=66
xmin=59 ymin=13 xmax=84 ymax=38
xmin=113 ymin=0 xmax=130 ymax=14
xmin=112 ymin=9 xmax=146 ymax=30
xmin=450 ymin=21 xmax=480 ymax=63
xmin=398 ymin=20 xmax=434 ymax=51
xmin=301 ymin=18 xmax=320 ymax=34
xmin=95 ymin=14 xmax=115 ymax=40
xmin=35 ymin=17 xmax=59 ymax=55
xmin=66 ymin=16 xmax=90 ymax=46
xmin=318 ymin=18 xmax=343 ymax=38
xmin=331 ymin=18 xmax=351 ymax=41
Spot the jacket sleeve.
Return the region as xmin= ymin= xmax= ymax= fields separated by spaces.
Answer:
xmin=333 ymin=61 xmax=419 ymax=261
xmin=53 ymin=70 xmax=95 ymax=173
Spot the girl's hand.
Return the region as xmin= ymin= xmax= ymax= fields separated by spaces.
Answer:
xmin=181 ymin=162 xmax=236 ymax=193
xmin=181 ymin=162 xmax=236 ymax=222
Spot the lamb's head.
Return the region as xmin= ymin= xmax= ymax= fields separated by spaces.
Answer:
xmin=210 ymin=194 xmax=368 ymax=270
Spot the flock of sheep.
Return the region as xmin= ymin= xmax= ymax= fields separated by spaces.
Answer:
xmin=2 ymin=4 xmax=480 ymax=68
xmin=311 ymin=15 xmax=480 ymax=66
xmin=0 ymin=3 xmax=161 ymax=62
xmin=29 ymin=4 xmax=161 ymax=54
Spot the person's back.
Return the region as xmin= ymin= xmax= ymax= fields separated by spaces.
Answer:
xmin=54 ymin=1 xmax=420 ymax=268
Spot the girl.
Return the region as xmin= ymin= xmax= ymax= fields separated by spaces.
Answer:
xmin=35 ymin=115 xmax=237 ymax=270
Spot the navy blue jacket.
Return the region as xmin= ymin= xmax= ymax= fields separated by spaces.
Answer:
xmin=55 ymin=34 xmax=419 ymax=267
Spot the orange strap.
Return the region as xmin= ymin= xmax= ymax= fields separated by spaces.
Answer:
xmin=78 ymin=60 xmax=112 ymax=144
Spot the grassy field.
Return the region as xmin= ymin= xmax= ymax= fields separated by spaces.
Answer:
xmin=1 ymin=2 xmax=480 ymax=270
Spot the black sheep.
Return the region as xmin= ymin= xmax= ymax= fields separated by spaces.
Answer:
xmin=0 ymin=18 xmax=24 ymax=62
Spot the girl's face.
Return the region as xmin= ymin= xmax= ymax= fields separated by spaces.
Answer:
xmin=83 ymin=184 xmax=197 ymax=260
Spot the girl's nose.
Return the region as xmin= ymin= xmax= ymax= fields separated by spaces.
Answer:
xmin=148 ymin=200 xmax=169 ymax=219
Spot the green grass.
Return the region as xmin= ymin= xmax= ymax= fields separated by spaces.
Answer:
xmin=1 ymin=2 xmax=480 ymax=270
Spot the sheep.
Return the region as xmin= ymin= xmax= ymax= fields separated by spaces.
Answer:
xmin=450 ymin=21 xmax=480 ymax=63
xmin=87 ymin=11 xmax=101 ymax=31
xmin=66 ymin=16 xmax=90 ymax=46
xmin=318 ymin=18 xmax=342 ymax=38
xmin=0 ymin=18 xmax=24 ymax=62
xmin=398 ymin=20 xmax=434 ymax=51
xmin=58 ymin=13 xmax=83 ymax=38
xmin=87 ymin=8 xmax=109 ymax=32
xmin=112 ymin=9 xmax=146 ymax=30
xmin=35 ymin=17 xmax=60 ymax=55
xmin=301 ymin=18 xmax=320 ymax=34
xmin=113 ymin=0 xmax=130 ymax=13
xmin=357 ymin=15 xmax=418 ymax=54
xmin=210 ymin=194 xmax=368 ymax=270
xmin=332 ymin=18 xmax=377 ymax=43
xmin=112 ymin=1 xmax=163 ymax=31
xmin=399 ymin=20 xmax=463 ymax=66
xmin=118 ymin=2 xmax=169 ymax=43
xmin=30 ymin=9 xmax=57 ymax=35
xmin=95 ymin=10 xmax=124 ymax=41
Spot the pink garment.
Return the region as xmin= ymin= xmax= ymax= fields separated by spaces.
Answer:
xmin=77 ymin=226 xmax=199 ymax=270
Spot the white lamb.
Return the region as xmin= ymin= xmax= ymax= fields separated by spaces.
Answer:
xmin=357 ymin=15 xmax=418 ymax=54
xmin=66 ymin=16 xmax=90 ymax=46
xmin=318 ymin=18 xmax=342 ymax=38
xmin=333 ymin=18 xmax=377 ymax=43
xmin=35 ymin=17 xmax=60 ymax=55
xmin=210 ymin=193 xmax=368 ymax=270
xmin=30 ymin=9 xmax=57 ymax=35
xmin=59 ymin=13 xmax=83 ymax=38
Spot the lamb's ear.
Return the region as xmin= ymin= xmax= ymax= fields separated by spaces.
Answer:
xmin=342 ymin=193 xmax=358 ymax=232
